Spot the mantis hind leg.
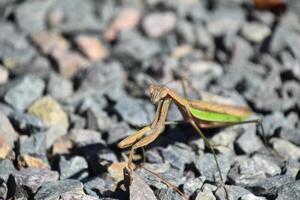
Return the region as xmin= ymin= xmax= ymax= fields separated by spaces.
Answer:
xmin=189 ymin=120 xmax=230 ymax=200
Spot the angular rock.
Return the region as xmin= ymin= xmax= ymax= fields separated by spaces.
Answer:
xmin=0 ymin=112 xmax=18 ymax=147
xmin=47 ymin=73 xmax=73 ymax=100
xmin=183 ymin=176 xmax=205 ymax=198
xmin=130 ymin=170 xmax=158 ymax=200
xmin=136 ymin=163 xmax=186 ymax=189
xmin=10 ymin=111 xmax=47 ymax=134
xmin=77 ymin=61 xmax=125 ymax=101
xmin=0 ymin=22 xmax=36 ymax=69
xmin=241 ymin=22 xmax=271 ymax=43
xmin=276 ymin=180 xmax=300 ymax=200
xmin=115 ymin=95 xmax=154 ymax=126
xmin=195 ymin=183 xmax=216 ymax=200
xmin=34 ymin=179 xmax=84 ymax=200
xmin=194 ymin=154 xmax=231 ymax=183
xmin=18 ymin=132 xmax=47 ymax=157
xmin=104 ymin=7 xmax=141 ymax=41
xmin=107 ymin=122 xmax=131 ymax=145
xmin=59 ymin=156 xmax=89 ymax=180
xmin=14 ymin=167 xmax=59 ymax=193
xmin=15 ymin=0 xmax=53 ymax=33
xmin=114 ymin=31 xmax=160 ymax=67
xmin=240 ymin=193 xmax=266 ymax=200
xmin=215 ymin=185 xmax=250 ymax=200
xmin=235 ymin=124 xmax=264 ymax=154
xmin=143 ymin=12 xmax=176 ymax=38
xmin=28 ymin=96 xmax=69 ymax=130
xmin=0 ymin=159 xmax=16 ymax=181
xmin=69 ymin=129 xmax=104 ymax=147
xmin=75 ymin=35 xmax=108 ymax=62
xmin=270 ymin=138 xmax=300 ymax=160
xmin=84 ymin=177 xmax=106 ymax=197
xmin=18 ymin=154 xmax=48 ymax=169
xmin=207 ymin=8 xmax=244 ymax=37
xmin=0 ymin=178 xmax=7 ymax=200
xmin=31 ymin=31 xmax=70 ymax=55
xmin=4 ymin=75 xmax=45 ymax=111
xmin=60 ymin=192 xmax=99 ymax=200
xmin=155 ymin=188 xmax=181 ymax=200
xmin=47 ymin=0 xmax=100 ymax=32
xmin=87 ymin=108 xmax=112 ymax=131
xmin=160 ymin=143 xmax=195 ymax=171
xmin=228 ymin=155 xmax=281 ymax=186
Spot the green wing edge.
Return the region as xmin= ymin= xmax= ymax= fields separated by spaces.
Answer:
xmin=189 ymin=107 xmax=248 ymax=123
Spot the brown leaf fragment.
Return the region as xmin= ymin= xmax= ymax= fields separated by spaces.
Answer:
xmin=130 ymin=171 xmax=157 ymax=200
xmin=253 ymin=0 xmax=286 ymax=11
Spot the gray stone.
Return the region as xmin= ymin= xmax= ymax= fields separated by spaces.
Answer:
xmin=84 ymin=177 xmax=106 ymax=197
xmin=143 ymin=12 xmax=176 ymax=38
xmin=48 ymin=0 xmax=100 ymax=32
xmin=18 ymin=132 xmax=47 ymax=157
xmin=215 ymin=185 xmax=250 ymax=200
xmin=235 ymin=124 xmax=264 ymax=154
xmin=115 ymin=95 xmax=155 ymax=127
xmin=248 ymin=175 xmax=294 ymax=196
xmin=34 ymin=179 xmax=84 ymax=200
xmin=69 ymin=129 xmax=104 ymax=147
xmin=241 ymin=22 xmax=270 ymax=43
xmin=114 ymin=31 xmax=160 ymax=67
xmin=228 ymin=155 xmax=281 ymax=186
xmin=14 ymin=167 xmax=59 ymax=193
xmin=195 ymin=183 xmax=216 ymax=200
xmin=136 ymin=163 xmax=186 ymax=189
xmin=176 ymin=20 xmax=196 ymax=45
xmin=15 ymin=0 xmax=53 ymax=33
xmin=87 ymin=108 xmax=112 ymax=131
xmin=44 ymin=125 xmax=69 ymax=148
xmin=0 ymin=178 xmax=7 ymax=200
xmin=107 ymin=122 xmax=131 ymax=145
xmin=207 ymin=8 xmax=244 ymax=37
xmin=183 ymin=176 xmax=205 ymax=197
xmin=240 ymin=193 xmax=266 ymax=200
xmin=270 ymin=138 xmax=300 ymax=160
xmin=77 ymin=61 xmax=125 ymax=101
xmin=130 ymin=171 xmax=157 ymax=200
xmin=4 ymin=75 xmax=45 ymax=111
xmin=161 ymin=143 xmax=195 ymax=171
xmin=0 ymin=22 xmax=36 ymax=68
xmin=276 ymin=180 xmax=300 ymax=200
xmin=155 ymin=188 xmax=181 ymax=200
xmin=59 ymin=156 xmax=89 ymax=180
xmin=47 ymin=73 xmax=73 ymax=100
xmin=60 ymin=192 xmax=99 ymax=200
xmin=10 ymin=111 xmax=47 ymax=134
xmin=194 ymin=154 xmax=231 ymax=183
xmin=68 ymin=114 xmax=86 ymax=129
xmin=0 ymin=159 xmax=16 ymax=181
xmin=77 ymin=94 xmax=108 ymax=114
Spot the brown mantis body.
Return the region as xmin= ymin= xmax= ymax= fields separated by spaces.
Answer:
xmin=118 ymin=81 xmax=261 ymax=199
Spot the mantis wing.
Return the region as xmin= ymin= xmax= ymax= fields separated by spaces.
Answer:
xmin=190 ymin=107 xmax=249 ymax=123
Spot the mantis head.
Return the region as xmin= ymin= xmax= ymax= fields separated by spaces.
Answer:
xmin=149 ymin=84 xmax=168 ymax=104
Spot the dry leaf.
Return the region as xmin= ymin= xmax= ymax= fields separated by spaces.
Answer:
xmin=253 ymin=0 xmax=286 ymax=11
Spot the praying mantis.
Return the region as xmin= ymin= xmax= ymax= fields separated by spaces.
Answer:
xmin=118 ymin=79 xmax=262 ymax=199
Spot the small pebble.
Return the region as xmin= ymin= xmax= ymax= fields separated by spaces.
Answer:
xmin=75 ymin=35 xmax=108 ymax=62
xmin=241 ymin=22 xmax=271 ymax=43
xmin=28 ymin=96 xmax=69 ymax=130
xmin=143 ymin=12 xmax=176 ymax=38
